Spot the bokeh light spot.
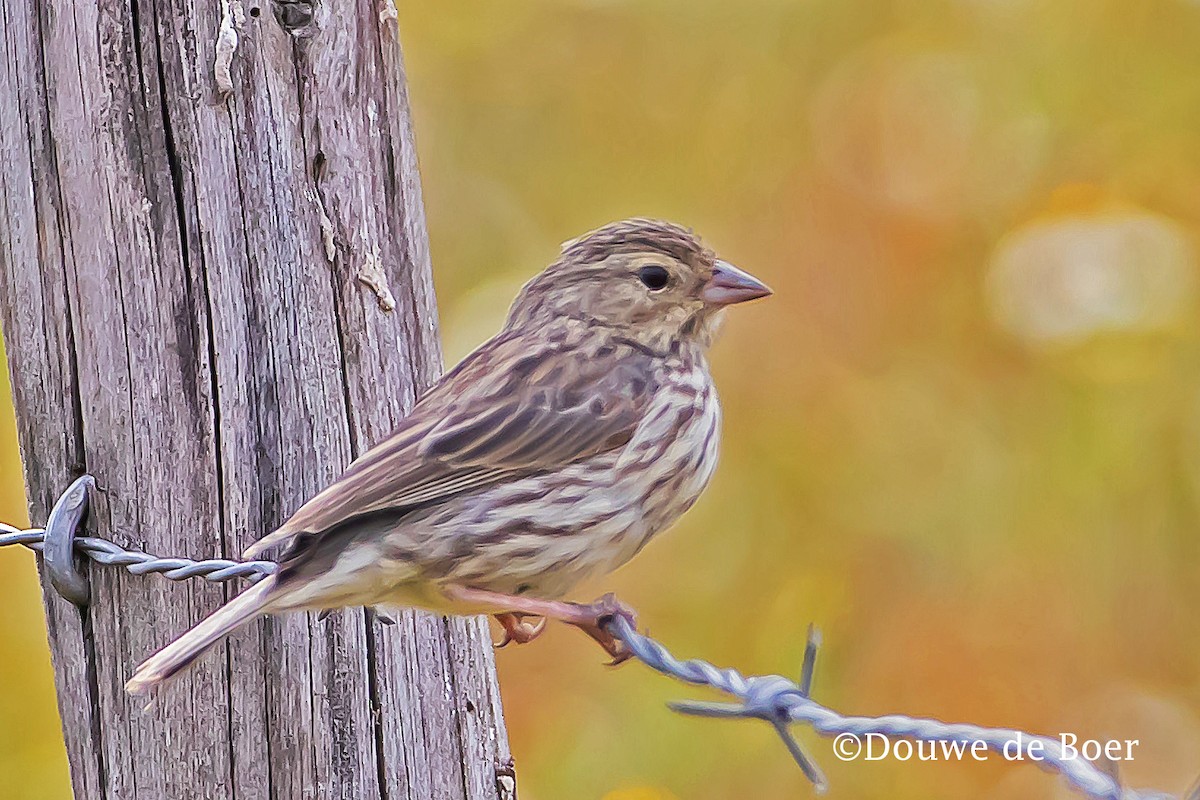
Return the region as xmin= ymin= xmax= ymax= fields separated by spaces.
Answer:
xmin=986 ymin=211 xmax=1197 ymax=346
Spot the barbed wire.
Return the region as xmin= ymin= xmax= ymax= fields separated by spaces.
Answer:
xmin=0 ymin=477 xmax=1191 ymax=800
xmin=0 ymin=527 xmax=278 ymax=583
xmin=608 ymin=615 xmax=1179 ymax=800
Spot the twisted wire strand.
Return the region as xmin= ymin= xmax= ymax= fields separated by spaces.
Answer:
xmin=0 ymin=522 xmax=1186 ymax=800
xmin=0 ymin=524 xmax=277 ymax=583
xmin=607 ymin=615 xmax=1177 ymax=800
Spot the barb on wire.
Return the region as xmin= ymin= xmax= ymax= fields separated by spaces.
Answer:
xmin=603 ymin=615 xmax=1187 ymax=800
xmin=0 ymin=477 xmax=1190 ymax=800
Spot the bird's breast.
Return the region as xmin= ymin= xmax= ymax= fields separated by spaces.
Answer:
xmin=597 ymin=363 xmax=722 ymax=563
xmin=406 ymin=361 xmax=722 ymax=600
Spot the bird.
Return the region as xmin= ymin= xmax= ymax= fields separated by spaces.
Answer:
xmin=125 ymin=217 xmax=771 ymax=694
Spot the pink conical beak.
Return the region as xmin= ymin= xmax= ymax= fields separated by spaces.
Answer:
xmin=701 ymin=260 xmax=772 ymax=306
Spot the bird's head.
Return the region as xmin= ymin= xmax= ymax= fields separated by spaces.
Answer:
xmin=506 ymin=218 xmax=771 ymax=353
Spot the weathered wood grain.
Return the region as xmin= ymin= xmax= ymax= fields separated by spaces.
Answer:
xmin=0 ymin=0 xmax=514 ymax=797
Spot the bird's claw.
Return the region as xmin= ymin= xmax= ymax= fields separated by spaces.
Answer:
xmin=494 ymin=613 xmax=546 ymax=648
xmin=440 ymin=584 xmax=638 ymax=662
xmin=567 ymin=593 xmax=638 ymax=665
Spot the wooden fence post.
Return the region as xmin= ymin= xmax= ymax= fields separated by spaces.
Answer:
xmin=0 ymin=0 xmax=514 ymax=797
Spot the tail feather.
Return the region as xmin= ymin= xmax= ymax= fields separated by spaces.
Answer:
xmin=125 ymin=576 xmax=278 ymax=695
xmin=241 ymin=527 xmax=293 ymax=560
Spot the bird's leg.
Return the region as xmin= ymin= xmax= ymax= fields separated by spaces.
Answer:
xmin=559 ymin=593 xmax=639 ymax=665
xmin=493 ymin=613 xmax=547 ymax=648
xmin=443 ymin=585 xmax=637 ymax=664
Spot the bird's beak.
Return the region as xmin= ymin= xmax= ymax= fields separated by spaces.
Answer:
xmin=701 ymin=260 xmax=772 ymax=306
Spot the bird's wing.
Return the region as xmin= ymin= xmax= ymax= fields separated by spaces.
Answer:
xmin=243 ymin=332 xmax=657 ymax=559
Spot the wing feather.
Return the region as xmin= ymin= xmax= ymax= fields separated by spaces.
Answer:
xmin=243 ymin=332 xmax=656 ymax=560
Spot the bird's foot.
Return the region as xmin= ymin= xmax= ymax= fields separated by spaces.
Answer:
xmin=441 ymin=585 xmax=638 ymax=664
xmin=563 ymin=593 xmax=637 ymax=665
xmin=494 ymin=613 xmax=547 ymax=648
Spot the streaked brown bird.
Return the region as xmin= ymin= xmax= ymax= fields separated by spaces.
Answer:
xmin=126 ymin=217 xmax=770 ymax=694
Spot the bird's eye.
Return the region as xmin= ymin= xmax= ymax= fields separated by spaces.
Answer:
xmin=637 ymin=265 xmax=670 ymax=291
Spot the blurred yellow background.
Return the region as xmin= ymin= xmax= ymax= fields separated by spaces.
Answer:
xmin=4 ymin=1 xmax=1200 ymax=798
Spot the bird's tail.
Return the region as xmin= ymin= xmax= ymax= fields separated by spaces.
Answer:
xmin=125 ymin=576 xmax=278 ymax=695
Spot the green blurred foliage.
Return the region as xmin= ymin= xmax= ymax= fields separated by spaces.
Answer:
xmin=4 ymin=1 xmax=1200 ymax=797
